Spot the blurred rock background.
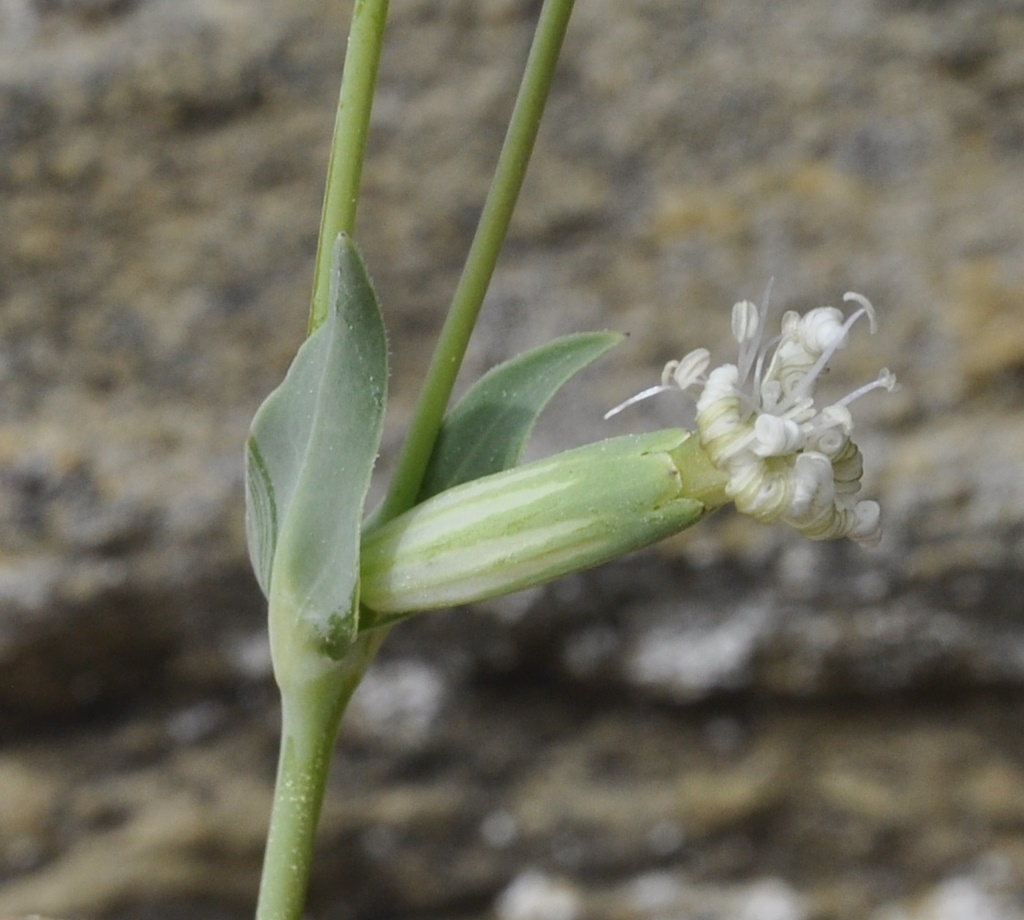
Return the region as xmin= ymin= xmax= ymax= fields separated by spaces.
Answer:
xmin=2 ymin=0 xmax=1024 ymax=917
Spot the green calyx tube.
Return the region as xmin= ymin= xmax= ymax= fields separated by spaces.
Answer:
xmin=359 ymin=429 xmax=728 ymax=624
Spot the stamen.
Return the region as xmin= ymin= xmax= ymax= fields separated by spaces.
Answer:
xmin=780 ymin=302 xmax=879 ymax=410
xmin=736 ymin=279 xmax=773 ymax=383
xmin=843 ymin=292 xmax=877 ymax=334
xmin=732 ymin=300 xmax=759 ymax=346
xmin=603 ymin=385 xmax=675 ymax=420
xmin=760 ymin=378 xmax=783 ymax=411
xmin=667 ymin=348 xmax=711 ymax=389
xmin=751 ymin=331 xmax=782 ymax=395
xmin=834 ymin=368 xmax=898 ymax=409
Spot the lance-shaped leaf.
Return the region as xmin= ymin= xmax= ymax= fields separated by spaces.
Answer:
xmin=245 ymin=234 xmax=387 ymax=659
xmin=417 ymin=331 xmax=622 ymax=501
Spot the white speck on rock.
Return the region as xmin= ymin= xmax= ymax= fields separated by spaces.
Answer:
xmin=873 ymin=873 xmax=1017 ymax=920
xmin=623 ymin=872 xmax=808 ymax=919
xmin=626 ymin=600 xmax=774 ymax=700
xmin=563 ymin=624 xmax=620 ymax=677
xmin=481 ymin=585 xmax=545 ymax=623
xmin=481 ymin=809 xmax=520 ymax=849
xmin=349 ymin=659 xmax=446 ymax=741
xmin=223 ymin=630 xmax=273 ymax=680
xmin=496 ymin=870 xmax=581 ymax=920
xmin=733 ymin=878 xmax=808 ymax=920
xmin=165 ymin=701 xmax=224 ymax=744
xmin=647 ymin=819 xmax=685 ymax=856
xmin=625 ymin=871 xmax=685 ymax=912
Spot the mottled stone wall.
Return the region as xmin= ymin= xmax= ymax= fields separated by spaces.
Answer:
xmin=2 ymin=1 xmax=1024 ymax=918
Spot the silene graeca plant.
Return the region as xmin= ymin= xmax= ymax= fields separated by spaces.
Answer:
xmin=244 ymin=2 xmax=899 ymax=919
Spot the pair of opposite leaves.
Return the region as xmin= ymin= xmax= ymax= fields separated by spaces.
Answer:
xmin=245 ymin=234 xmax=622 ymax=657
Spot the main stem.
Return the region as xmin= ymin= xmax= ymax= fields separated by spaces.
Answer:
xmin=255 ymin=670 xmax=358 ymax=920
xmin=257 ymin=5 xmax=391 ymax=919
xmin=256 ymin=626 xmax=387 ymax=920
xmin=258 ymin=2 xmax=575 ymax=917
xmin=376 ymin=0 xmax=577 ymax=523
xmin=309 ymin=0 xmax=390 ymax=334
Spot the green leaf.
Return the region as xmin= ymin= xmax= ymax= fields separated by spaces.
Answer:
xmin=245 ymin=234 xmax=388 ymax=657
xmin=417 ymin=331 xmax=622 ymax=501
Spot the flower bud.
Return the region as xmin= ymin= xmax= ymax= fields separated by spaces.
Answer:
xmin=359 ymin=430 xmax=716 ymax=623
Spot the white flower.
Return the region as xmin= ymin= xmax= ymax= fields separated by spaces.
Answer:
xmin=607 ymin=288 xmax=897 ymax=546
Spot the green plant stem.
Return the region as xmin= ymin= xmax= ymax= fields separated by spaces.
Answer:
xmin=258 ymin=3 xmax=576 ymax=917
xmin=255 ymin=676 xmax=350 ymax=920
xmin=375 ymin=0 xmax=577 ymax=524
xmin=309 ymin=0 xmax=390 ymax=334
xmin=255 ymin=633 xmax=384 ymax=920
xmin=257 ymin=5 xmax=391 ymax=919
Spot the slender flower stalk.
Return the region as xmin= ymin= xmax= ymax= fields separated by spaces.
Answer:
xmin=308 ymin=0 xmax=390 ymax=334
xmin=376 ymin=0 xmax=578 ymax=525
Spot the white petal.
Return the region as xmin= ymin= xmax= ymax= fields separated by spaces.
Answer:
xmin=811 ymin=426 xmax=848 ymax=457
xmin=799 ymin=307 xmax=847 ymax=353
xmin=789 ymin=452 xmax=834 ymax=518
xmin=821 ymin=403 xmax=854 ymax=427
xmin=752 ymin=413 xmax=803 ymax=457
xmin=696 ymin=364 xmax=740 ymax=412
xmin=849 ymin=500 xmax=882 ymax=547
